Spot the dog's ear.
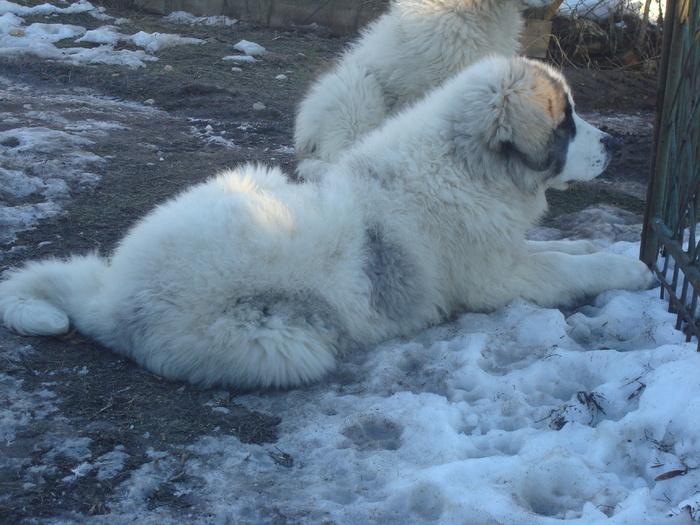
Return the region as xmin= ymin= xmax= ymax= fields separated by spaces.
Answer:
xmin=478 ymin=59 xmax=569 ymax=173
xmin=484 ymin=62 xmax=559 ymax=146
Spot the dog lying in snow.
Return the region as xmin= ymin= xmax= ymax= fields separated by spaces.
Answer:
xmin=0 ymin=57 xmax=653 ymax=389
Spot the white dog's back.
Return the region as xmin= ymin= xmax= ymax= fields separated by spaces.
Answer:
xmin=294 ymin=0 xmax=532 ymax=180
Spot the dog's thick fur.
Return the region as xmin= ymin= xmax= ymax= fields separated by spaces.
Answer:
xmin=0 ymin=58 xmax=653 ymax=389
xmin=294 ymin=0 xmax=553 ymax=180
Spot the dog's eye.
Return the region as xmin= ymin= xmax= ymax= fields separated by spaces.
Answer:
xmin=559 ymin=102 xmax=576 ymax=137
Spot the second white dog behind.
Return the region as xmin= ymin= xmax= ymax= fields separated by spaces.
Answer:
xmin=294 ymin=0 xmax=554 ymax=180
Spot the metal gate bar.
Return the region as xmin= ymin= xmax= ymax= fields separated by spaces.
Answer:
xmin=640 ymin=0 xmax=700 ymax=346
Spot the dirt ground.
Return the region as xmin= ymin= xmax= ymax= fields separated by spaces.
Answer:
xmin=0 ymin=4 xmax=659 ymax=522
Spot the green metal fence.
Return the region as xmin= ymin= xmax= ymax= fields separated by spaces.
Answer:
xmin=640 ymin=0 xmax=700 ymax=345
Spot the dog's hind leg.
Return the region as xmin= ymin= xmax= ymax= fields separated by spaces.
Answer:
xmin=197 ymin=290 xmax=347 ymax=388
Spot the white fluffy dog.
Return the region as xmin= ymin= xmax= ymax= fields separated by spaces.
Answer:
xmin=0 ymin=57 xmax=653 ymax=389
xmin=295 ymin=0 xmax=554 ymax=180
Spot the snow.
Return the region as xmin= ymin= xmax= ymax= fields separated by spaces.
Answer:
xmin=0 ymin=0 xmax=95 ymax=17
xmin=128 ymin=30 xmax=204 ymax=53
xmin=220 ymin=40 xmax=267 ymax=64
xmin=0 ymin=73 xmax=172 ymax=246
xmin=189 ymin=121 xmax=238 ymax=148
xmin=164 ymin=11 xmax=237 ymax=27
xmin=1 ymin=359 xmax=60 ymax=446
xmin=0 ymin=125 xmax=102 ymax=244
xmin=0 ymin=0 xmax=245 ymax=246
xmin=234 ymin=39 xmax=267 ymax=56
xmin=223 ymin=54 xmax=259 ymax=63
xmin=0 ymin=0 xmax=204 ymax=67
xmin=1 ymin=1 xmax=698 ymax=524
xmin=7 ymin=282 xmax=697 ymax=523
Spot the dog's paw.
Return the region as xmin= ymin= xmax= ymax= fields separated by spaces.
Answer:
xmin=601 ymin=254 xmax=655 ymax=291
xmin=627 ymin=258 xmax=656 ymax=290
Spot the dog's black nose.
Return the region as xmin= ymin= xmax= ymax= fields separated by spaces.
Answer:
xmin=601 ymin=134 xmax=619 ymax=153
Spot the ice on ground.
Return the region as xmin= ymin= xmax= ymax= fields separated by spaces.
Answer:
xmin=583 ymin=111 xmax=655 ymax=136
xmin=189 ymin=122 xmax=238 ymax=148
xmin=223 ymin=54 xmax=259 ymax=63
xmin=128 ymin=30 xmax=204 ymax=53
xmin=0 ymin=0 xmax=95 ymax=17
xmin=74 ymin=24 xmax=123 ymax=46
xmin=165 ymin=11 xmax=237 ymax=27
xmin=530 ymin=204 xmax=646 ymax=245
xmin=0 ymin=0 xmax=205 ymax=67
xmin=0 ymin=126 xmax=102 ymax=243
xmin=0 ymin=75 xmax=169 ymax=248
xmin=234 ymin=39 xmax=266 ymax=56
xmin=1 ymin=345 xmax=60 ymax=446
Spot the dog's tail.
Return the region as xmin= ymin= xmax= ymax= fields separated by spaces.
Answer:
xmin=0 ymin=254 xmax=108 ymax=337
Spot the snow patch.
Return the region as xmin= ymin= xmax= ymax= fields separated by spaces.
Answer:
xmin=0 ymin=0 xmax=206 ymax=67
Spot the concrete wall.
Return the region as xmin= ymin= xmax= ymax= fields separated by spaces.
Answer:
xmin=134 ymin=0 xmax=389 ymax=35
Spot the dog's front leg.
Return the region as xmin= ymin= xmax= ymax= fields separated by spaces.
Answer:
xmin=525 ymin=239 xmax=597 ymax=255
xmin=512 ymin=251 xmax=655 ymax=308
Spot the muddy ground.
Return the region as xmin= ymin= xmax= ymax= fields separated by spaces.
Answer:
xmin=0 ymin=4 xmax=659 ymax=522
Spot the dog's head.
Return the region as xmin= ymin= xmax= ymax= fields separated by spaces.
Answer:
xmin=452 ymin=57 xmax=613 ymax=193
